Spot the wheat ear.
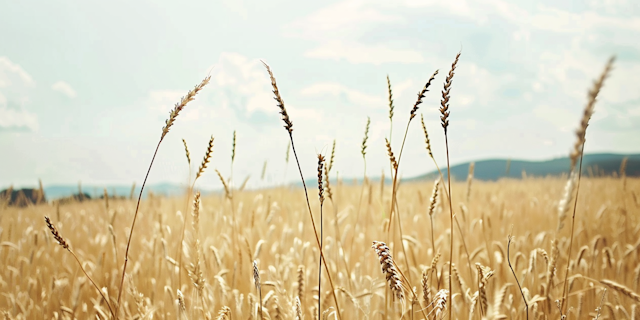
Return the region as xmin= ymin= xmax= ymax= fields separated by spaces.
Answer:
xmin=372 ymin=241 xmax=405 ymax=300
xmin=297 ymin=265 xmax=306 ymax=311
xmin=372 ymin=241 xmax=428 ymax=319
xmin=428 ymin=179 xmax=440 ymax=255
xmin=387 ymin=75 xmax=395 ymax=143
xmin=182 ymin=138 xmax=191 ymax=166
xmin=601 ymin=280 xmax=640 ymax=303
xmin=216 ymin=306 xmax=231 ymax=320
xmin=253 ymin=260 xmax=263 ymax=319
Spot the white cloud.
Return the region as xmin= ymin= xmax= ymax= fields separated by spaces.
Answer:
xmin=285 ymin=0 xmax=422 ymax=65
xmin=284 ymin=0 xmax=400 ymax=39
xmin=532 ymin=104 xmax=576 ymax=132
xmin=0 ymin=107 xmax=38 ymax=131
xmin=212 ymin=53 xmax=274 ymax=115
xmin=0 ymin=56 xmax=35 ymax=88
xmin=51 ymin=81 xmax=77 ymax=98
xmin=0 ymin=56 xmax=38 ymax=131
xmin=305 ymin=41 xmax=424 ymax=65
xmin=300 ymin=82 xmax=384 ymax=106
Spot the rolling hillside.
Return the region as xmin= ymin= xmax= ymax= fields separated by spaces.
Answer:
xmin=409 ymin=153 xmax=640 ymax=181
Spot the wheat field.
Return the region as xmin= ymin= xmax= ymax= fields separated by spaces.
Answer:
xmin=1 ymin=56 xmax=639 ymax=320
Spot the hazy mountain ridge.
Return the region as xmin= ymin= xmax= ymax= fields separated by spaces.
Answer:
xmin=408 ymin=153 xmax=640 ymax=182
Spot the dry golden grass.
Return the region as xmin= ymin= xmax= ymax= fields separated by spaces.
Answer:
xmin=0 ymin=177 xmax=638 ymax=319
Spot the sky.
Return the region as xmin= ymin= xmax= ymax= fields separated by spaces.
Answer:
xmin=1 ymin=0 xmax=639 ymax=190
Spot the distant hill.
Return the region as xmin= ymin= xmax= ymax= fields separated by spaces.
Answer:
xmin=408 ymin=153 xmax=640 ymax=182
xmin=43 ymin=182 xmax=193 ymax=200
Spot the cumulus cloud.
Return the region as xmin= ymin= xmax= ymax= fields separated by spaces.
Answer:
xmin=51 ymin=81 xmax=77 ymax=98
xmin=0 ymin=56 xmax=38 ymax=132
xmin=0 ymin=57 xmax=35 ymax=88
xmin=300 ymin=82 xmax=384 ymax=106
xmin=0 ymin=107 xmax=38 ymax=132
xmin=145 ymin=52 xmax=279 ymax=126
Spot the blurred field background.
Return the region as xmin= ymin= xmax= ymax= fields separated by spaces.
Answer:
xmin=1 ymin=176 xmax=639 ymax=319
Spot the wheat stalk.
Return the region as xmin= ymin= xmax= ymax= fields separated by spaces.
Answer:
xmin=261 ymin=60 xmax=341 ymax=319
xmin=560 ymin=56 xmax=615 ymax=314
xmin=440 ymin=51 xmax=460 ymax=320
xmin=119 ymin=75 xmax=210 ymax=313
xmin=45 ymin=216 xmax=116 ymax=319
xmin=317 ymin=153 xmax=325 ymax=320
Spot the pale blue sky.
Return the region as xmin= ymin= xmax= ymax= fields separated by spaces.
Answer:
xmin=1 ymin=0 xmax=639 ymax=189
